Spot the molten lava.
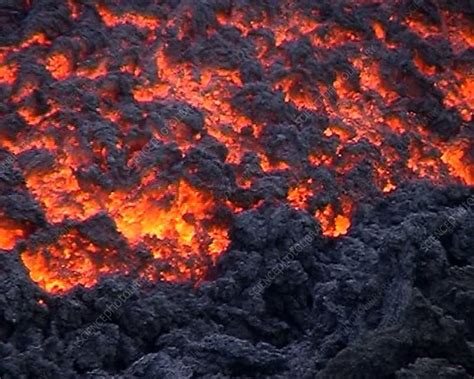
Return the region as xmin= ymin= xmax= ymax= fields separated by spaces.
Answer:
xmin=0 ymin=215 xmax=25 ymax=251
xmin=0 ymin=0 xmax=472 ymax=294
xmin=21 ymin=229 xmax=122 ymax=293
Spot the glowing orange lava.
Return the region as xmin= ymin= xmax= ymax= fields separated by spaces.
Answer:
xmin=0 ymin=1 xmax=472 ymax=294
xmin=46 ymin=53 xmax=72 ymax=80
xmin=107 ymin=180 xmax=229 ymax=267
xmin=0 ymin=62 xmax=17 ymax=85
xmin=316 ymin=198 xmax=353 ymax=238
xmin=441 ymin=141 xmax=473 ymax=186
xmin=0 ymin=215 xmax=25 ymax=251
xmin=97 ymin=4 xmax=160 ymax=29
xmin=21 ymin=230 xmax=124 ymax=293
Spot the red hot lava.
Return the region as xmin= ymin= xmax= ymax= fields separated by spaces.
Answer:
xmin=0 ymin=0 xmax=472 ymax=294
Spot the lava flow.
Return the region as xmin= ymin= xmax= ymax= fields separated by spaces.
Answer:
xmin=0 ymin=0 xmax=472 ymax=294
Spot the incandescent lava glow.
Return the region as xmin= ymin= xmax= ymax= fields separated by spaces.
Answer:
xmin=0 ymin=214 xmax=25 ymax=251
xmin=0 ymin=0 xmax=472 ymax=293
xmin=21 ymin=230 xmax=121 ymax=294
xmin=46 ymin=53 xmax=72 ymax=80
xmin=107 ymin=180 xmax=229 ymax=266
